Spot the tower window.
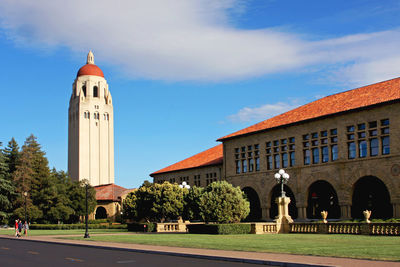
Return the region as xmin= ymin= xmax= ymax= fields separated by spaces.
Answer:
xmin=82 ymin=85 xmax=86 ymax=97
xmin=93 ymin=86 xmax=99 ymax=97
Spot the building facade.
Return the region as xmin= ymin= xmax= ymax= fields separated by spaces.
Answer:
xmin=151 ymin=77 xmax=400 ymax=221
xmin=68 ymin=51 xmax=115 ymax=186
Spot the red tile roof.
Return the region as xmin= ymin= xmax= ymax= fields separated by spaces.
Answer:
xmin=218 ymin=77 xmax=400 ymax=141
xmin=77 ymin=63 xmax=104 ymax=78
xmin=94 ymin=183 xmax=133 ymax=201
xmin=151 ymin=144 xmax=223 ymax=175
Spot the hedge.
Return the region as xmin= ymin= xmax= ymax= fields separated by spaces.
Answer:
xmin=30 ymin=224 xmax=127 ymax=230
xmin=187 ymin=223 xmax=251 ymax=234
xmin=127 ymin=222 xmax=156 ymax=232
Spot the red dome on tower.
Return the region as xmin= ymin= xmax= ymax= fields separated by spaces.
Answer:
xmin=76 ymin=50 xmax=104 ymax=78
xmin=77 ymin=64 xmax=104 ymax=78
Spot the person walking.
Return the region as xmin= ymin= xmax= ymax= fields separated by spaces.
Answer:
xmin=14 ymin=219 xmax=19 ymax=237
xmin=23 ymin=221 xmax=29 ymax=237
xmin=17 ymin=220 xmax=22 ymax=237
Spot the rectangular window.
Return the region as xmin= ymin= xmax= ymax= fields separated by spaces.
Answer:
xmin=347 ymin=125 xmax=355 ymax=132
xmin=321 ymin=130 xmax=328 ymax=137
xmin=312 ymin=147 xmax=319 ymax=164
xmin=282 ymin=153 xmax=288 ymax=168
xmin=382 ymin=136 xmax=390 ymax=155
xmin=248 ymin=152 xmax=253 ymax=157
xmin=290 ymin=151 xmax=295 ymax=166
xmin=311 ymin=132 xmax=318 ymax=139
xmin=281 ymin=139 xmax=287 ymax=145
xmin=289 ymin=137 xmax=295 ymax=143
xmin=254 ymin=144 xmax=259 ymax=150
xmin=347 ymin=134 xmax=355 ymax=140
xmin=304 ymin=150 xmax=310 ymax=165
xmin=273 ymin=140 xmax=279 ymax=146
xmin=248 ymin=145 xmax=252 ymax=150
xmin=330 ymin=128 xmax=337 ymax=135
xmin=303 ymin=134 xmax=309 ymax=140
xmin=274 ymin=154 xmax=280 ymax=169
xmin=303 ymin=142 xmax=310 ymax=148
xmin=358 ymin=123 xmax=366 ymax=130
xmin=255 ymin=157 xmax=260 ymax=171
xmin=289 ymin=144 xmax=295 ymax=150
xmin=348 ymin=142 xmax=356 ymax=159
xmin=312 ymin=140 xmax=319 ymax=146
xmin=369 ymin=129 xmax=377 ymax=136
xmin=235 ymin=148 xmax=239 ymax=153
xmin=359 ymin=140 xmax=367 ymax=158
xmin=381 ymin=119 xmax=390 ymax=126
xmin=266 ymin=142 xmax=271 ymax=147
xmin=358 ymin=132 xmax=366 ymax=138
xmin=370 ymin=138 xmax=378 ymax=156
xmin=241 ymin=147 xmax=246 ymax=152
xmin=331 ymin=136 xmax=338 ymax=143
xmin=236 ymin=160 xmax=241 ymax=174
xmin=242 ymin=160 xmax=247 ymax=173
xmin=321 ymin=138 xmax=328 ymax=144
xmin=267 ymin=155 xmax=273 ymax=170
xmin=381 ymin=128 xmax=389 ymax=134
xmin=249 ymin=158 xmax=254 ymax=172
xmin=321 ymin=146 xmax=329 ymax=163
xmin=369 ymin=121 xmax=377 ymax=128
xmin=331 ymin=144 xmax=338 ymax=161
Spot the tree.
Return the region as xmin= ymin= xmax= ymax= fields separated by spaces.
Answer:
xmin=3 ymin=137 xmax=19 ymax=178
xmin=66 ymin=180 xmax=97 ymax=223
xmin=183 ymin=186 xmax=203 ymax=221
xmin=199 ymin=181 xmax=250 ymax=223
xmin=0 ymin=144 xmax=17 ymax=224
xmin=123 ymin=181 xmax=186 ymax=223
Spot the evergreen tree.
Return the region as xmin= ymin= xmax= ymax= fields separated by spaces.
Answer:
xmin=66 ymin=180 xmax=97 ymax=223
xmin=0 ymin=143 xmax=17 ymax=224
xmin=3 ymin=137 xmax=19 ymax=179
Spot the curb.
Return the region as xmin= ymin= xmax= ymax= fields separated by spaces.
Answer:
xmin=0 ymin=236 xmax=330 ymax=267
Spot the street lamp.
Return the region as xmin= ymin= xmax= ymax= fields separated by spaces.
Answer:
xmin=23 ymin=192 xmax=28 ymax=223
xmin=274 ymin=169 xmax=290 ymax=197
xmin=179 ymin=181 xmax=190 ymax=189
xmin=84 ymin=182 xmax=90 ymax=238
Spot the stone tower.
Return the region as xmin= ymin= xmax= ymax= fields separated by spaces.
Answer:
xmin=68 ymin=51 xmax=114 ymax=186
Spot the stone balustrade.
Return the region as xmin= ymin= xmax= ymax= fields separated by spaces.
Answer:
xmin=290 ymin=223 xmax=319 ymax=233
xmin=251 ymin=222 xmax=277 ymax=234
xmin=369 ymin=223 xmax=400 ymax=235
xmin=156 ymin=222 xmax=187 ymax=233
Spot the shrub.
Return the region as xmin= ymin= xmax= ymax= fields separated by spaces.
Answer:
xmin=199 ymin=181 xmax=250 ymax=223
xmin=127 ymin=222 xmax=156 ymax=232
xmin=187 ymin=223 xmax=251 ymax=234
xmin=30 ymin=223 xmax=127 ymax=230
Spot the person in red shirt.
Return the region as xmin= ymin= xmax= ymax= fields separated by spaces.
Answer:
xmin=14 ymin=219 xmax=19 ymax=237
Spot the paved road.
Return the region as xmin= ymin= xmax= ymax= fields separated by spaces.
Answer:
xmin=0 ymin=238 xmax=273 ymax=267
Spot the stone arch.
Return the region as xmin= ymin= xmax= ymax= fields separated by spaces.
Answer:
xmin=351 ymin=176 xmax=392 ymax=219
xmin=95 ymin=206 xmax=107 ymax=219
xmin=269 ymin=184 xmax=298 ymax=219
xmin=306 ymin=180 xmax=340 ymax=219
xmin=242 ymin=187 xmax=262 ymax=221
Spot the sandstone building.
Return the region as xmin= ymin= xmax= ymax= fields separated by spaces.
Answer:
xmin=151 ymin=77 xmax=400 ymax=221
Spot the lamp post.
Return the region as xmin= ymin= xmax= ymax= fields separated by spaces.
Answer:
xmin=23 ymin=192 xmax=28 ymax=222
xmin=274 ymin=169 xmax=290 ymax=197
xmin=179 ymin=181 xmax=190 ymax=189
xmin=84 ymin=182 xmax=90 ymax=238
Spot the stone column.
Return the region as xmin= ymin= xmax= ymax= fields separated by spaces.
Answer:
xmin=261 ymin=205 xmax=270 ymax=221
xmin=275 ymin=197 xmax=293 ymax=233
xmin=297 ymin=206 xmax=307 ymax=220
xmin=393 ymin=203 xmax=400 ymax=218
xmin=339 ymin=204 xmax=351 ymax=219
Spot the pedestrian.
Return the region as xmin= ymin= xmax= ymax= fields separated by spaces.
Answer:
xmin=18 ymin=220 xmax=22 ymax=237
xmin=23 ymin=221 xmax=29 ymax=237
xmin=14 ymin=219 xmax=19 ymax=237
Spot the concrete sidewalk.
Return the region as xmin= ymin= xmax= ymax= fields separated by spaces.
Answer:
xmin=0 ymin=234 xmax=398 ymax=267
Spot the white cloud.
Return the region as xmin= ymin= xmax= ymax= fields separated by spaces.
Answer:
xmin=0 ymin=0 xmax=399 ymax=83
xmin=228 ymin=100 xmax=301 ymax=123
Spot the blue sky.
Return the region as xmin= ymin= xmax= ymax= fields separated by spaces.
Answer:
xmin=0 ymin=0 xmax=399 ymax=188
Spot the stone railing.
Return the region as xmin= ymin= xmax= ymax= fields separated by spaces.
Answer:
xmin=289 ymin=222 xmax=400 ymax=236
xmin=251 ymin=222 xmax=277 ymax=234
xmin=156 ymin=222 xmax=188 ymax=233
xmin=369 ymin=223 xmax=400 ymax=236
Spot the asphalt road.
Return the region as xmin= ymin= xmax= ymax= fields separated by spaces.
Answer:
xmin=0 ymin=238 xmax=269 ymax=267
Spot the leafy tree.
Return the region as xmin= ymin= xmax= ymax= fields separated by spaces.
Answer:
xmin=183 ymin=186 xmax=203 ymax=221
xmin=199 ymin=181 xmax=250 ymax=223
xmin=66 ymin=179 xmax=97 ymax=223
xmin=0 ymin=144 xmax=17 ymax=224
xmin=123 ymin=181 xmax=186 ymax=223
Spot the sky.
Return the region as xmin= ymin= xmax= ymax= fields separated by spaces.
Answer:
xmin=0 ymin=0 xmax=399 ymax=189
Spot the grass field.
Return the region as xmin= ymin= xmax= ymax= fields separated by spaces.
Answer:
xmin=0 ymin=228 xmax=128 ymax=236
xmin=63 ymin=233 xmax=400 ymax=261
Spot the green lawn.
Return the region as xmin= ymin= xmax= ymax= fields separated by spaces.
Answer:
xmin=63 ymin=233 xmax=400 ymax=261
xmin=0 ymin=228 xmax=128 ymax=236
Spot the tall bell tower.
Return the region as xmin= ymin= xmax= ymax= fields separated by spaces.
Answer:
xmin=68 ymin=51 xmax=114 ymax=186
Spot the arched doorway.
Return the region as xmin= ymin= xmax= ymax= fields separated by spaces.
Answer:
xmin=269 ymin=185 xmax=298 ymax=219
xmin=306 ymin=180 xmax=340 ymax=219
xmin=243 ymin=187 xmax=262 ymax=221
xmin=95 ymin=206 xmax=107 ymax=219
xmin=352 ymin=176 xmax=392 ymax=219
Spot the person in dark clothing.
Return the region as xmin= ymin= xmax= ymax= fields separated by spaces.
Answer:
xmin=17 ymin=220 xmax=22 ymax=237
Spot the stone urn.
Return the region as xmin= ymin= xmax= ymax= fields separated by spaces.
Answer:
xmin=320 ymin=210 xmax=328 ymax=223
xmin=363 ymin=210 xmax=371 ymax=223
